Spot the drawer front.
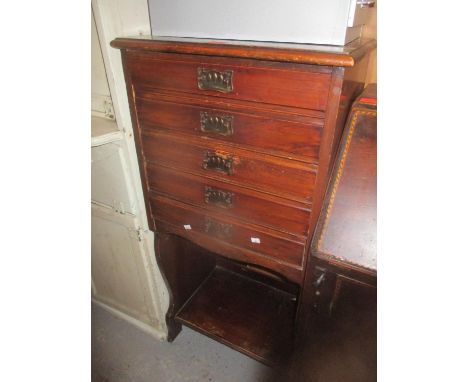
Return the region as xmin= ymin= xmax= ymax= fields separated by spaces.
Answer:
xmin=141 ymin=131 xmax=317 ymax=203
xmin=127 ymin=51 xmax=331 ymax=110
xmin=136 ymin=95 xmax=323 ymax=161
xmin=147 ymin=164 xmax=311 ymax=237
xmin=150 ymin=195 xmax=305 ymax=267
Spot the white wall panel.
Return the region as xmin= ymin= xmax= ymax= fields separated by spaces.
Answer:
xmin=92 ymin=205 xmax=152 ymax=325
xmin=91 ymin=10 xmax=112 ymax=117
xmin=91 ymin=0 xmax=169 ymax=339
xmin=91 ymin=142 xmax=136 ymax=214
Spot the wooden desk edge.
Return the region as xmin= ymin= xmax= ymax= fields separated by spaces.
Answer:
xmin=110 ymin=37 xmax=377 ymax=67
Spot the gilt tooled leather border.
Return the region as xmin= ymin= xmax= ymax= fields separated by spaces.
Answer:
xmin=313 ymin=108 xmax=377 ymax=254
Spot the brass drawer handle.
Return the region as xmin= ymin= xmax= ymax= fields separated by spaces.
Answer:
xmin=202 ymin=152 xmax=234 ymax=175
xmin=200 ymin=112 xmax=234 ymax=136
xmin=204 ymin=186 xmax=234 ymax=209
xmin=197 ymin=68 xmax=233 ymax=93
xmin=204 ymin=216 xmax=232 ymax=239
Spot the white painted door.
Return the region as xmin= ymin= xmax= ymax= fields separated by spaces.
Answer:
xmin=91 ymin=142 xmax=137 ymax=214
xmin=92 ymin=205 xmax=150 ymax=323
xmin=91 ymin=3 xmax=168 ymax=338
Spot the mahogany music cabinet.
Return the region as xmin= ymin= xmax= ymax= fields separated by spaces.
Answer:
xmin=111 ymin=36 xmax=376 ymax=365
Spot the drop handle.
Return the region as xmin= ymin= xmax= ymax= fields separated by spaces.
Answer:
xmin=202 ymin=152 xmax=235 ymax=175
xmin=200 ymin=112 xmax=234 ymax=136
xmin=197 ymin=68 xmax=233 ymax=93
xmin=204 ymin=186 xmax=234 ymax=209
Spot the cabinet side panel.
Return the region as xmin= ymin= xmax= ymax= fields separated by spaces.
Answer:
xmin=303 ymin=68 xmax=345 ymax=263
xmin=120 ymin=50 xmax=156 ymax=231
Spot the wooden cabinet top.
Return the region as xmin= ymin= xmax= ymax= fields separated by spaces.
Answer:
xmin=111 ymin=36 xmax=376 ymax=67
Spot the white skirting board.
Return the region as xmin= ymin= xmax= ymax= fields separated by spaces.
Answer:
xmin=92 ymin=299 xmax=167 ymax=341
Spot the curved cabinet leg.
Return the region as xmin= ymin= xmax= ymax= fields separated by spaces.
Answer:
xmin=154 ymin=232 xmax=216 ymax=342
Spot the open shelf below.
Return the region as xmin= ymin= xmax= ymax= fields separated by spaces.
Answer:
xmin=175 ymin=266 xmax=296 ymax=365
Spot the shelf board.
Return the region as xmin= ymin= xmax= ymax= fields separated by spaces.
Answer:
xmin=175 ymin=266 xmax=296 ymax=365
xmin=91 ymin=116 xmax=123 ymax=147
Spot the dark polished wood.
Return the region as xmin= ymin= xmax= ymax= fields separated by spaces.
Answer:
xmin=125 ymin=51 xmax=332 ymax=110
xmin=112 ymin=37 xmax=375 ymax=364
xmin=135 ymin=91 xmax=324 ymax=162
xmin=140 ymin=130 xmax=317 ymax=203
xmin=314 ymin=84 xmax=377 ymax=271
xmin=155 ymin=233 xmax=216 ymax=341
xmin=155 ymin=218 xmax=304 ymax=285
xmin=176 ymin=266 xmax=296 ymax=365
xmin=286 ymin=277 xmax=376 ymax=381
xmin=111 ymin=36 xmax=376 ymax=67
xmin=147 ymin=164 xmax=311 ymax=236
xmin=296 ymin=85 xmax=377 ymax=353
xmin=150 ymin=194 xmax=306 ymax=269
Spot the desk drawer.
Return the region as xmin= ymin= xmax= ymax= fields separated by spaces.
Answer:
xmin=147 ymin=164 xmax=311 ymax=237
xmin=136 ymin=94 xmax=323 ymax=161
xmin=150 ymin=195 xmax=305 ymax=267
xmin=141 ymin=131 xmax=317 ymax=203
xmin=127 ymin=51 xmax=331 ymax=110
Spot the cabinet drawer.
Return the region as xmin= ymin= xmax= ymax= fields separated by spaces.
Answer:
xmin=150 ymin=195 xmax=305 ymax=268
xmin=136 ymin=94 xmax=323 ymax=161
xmin=147 ymin=164 xmax=311 ymax=237
xmin=127 ymin=51 xmax=331 ymax=110
xmin=141 ymin=131 xmax=317 ymax=203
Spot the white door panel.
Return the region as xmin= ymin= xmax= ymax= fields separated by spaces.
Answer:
xmin=92 ymin=204 xmax=151 ymax=323
xmin=91 ymin=0 xmax=167 ymax=337
xmin=91 ymin=143 xmax=136 ymax=214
